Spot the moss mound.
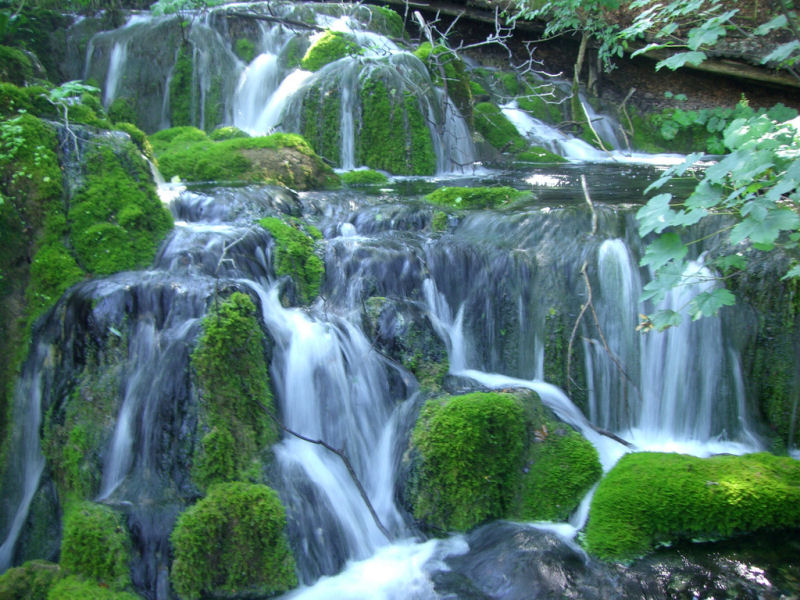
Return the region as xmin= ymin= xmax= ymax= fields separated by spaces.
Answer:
xmin=47 ymin=576 xmax=143 ymax=600
xmin=340 ymin=169 xmax=389 ymax=185
xmin=515 ymin=147 xmax=567 ymax=163
xmin=209 ymin=126 xmax=249 ymax=141
xmin=259 ymin=217 xmax=325 ymax=305
xmin=300 ymin=83 xmax=341 ymax=165
xmin=425 ymin=186 xmax=529 ymax=209
xmin=410 ymin=392 xmax=527 ymax=531
xmin=473 ymin=102 xmax=528 ymax=153
xmin=0 ymin=560 xmax=61 ymax=600
xmin=301 ymin=30 xmax=361 ymax=72
xmin=584 ymin=452 xmax=800 ymax=561
xmin=0 ymin=45 xmax=33 ymax=86
xmin=357 ymin=73 xmax=436 ymax=175
xmin=170 ymin=482 xmax=297 ymax=600
xmin=191 ymin=292 xmax=277 ymax=490
xmin=414 ymin=42 xmax=473 ymax=126
xmin=152 ymin=127 xmax=339 ymax=189
xmin=60 ymin=501 xmax=132 ymax=591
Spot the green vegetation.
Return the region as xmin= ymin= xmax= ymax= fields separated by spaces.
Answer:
xmin=47 ymin=576 xmax=143 ymax=600
xmin=357 ymin=75 xmax=436 ymax=175
xmin=340 ymin=169 xmax=388 ymax=185
xmin=259 ymin=217 xmax=324 ymax=304
xmin=0 ymin=45 xmax=33 ymax=85
xmin=0 ymin=560 xmax=61 ymax=600
xmin=425 ymin=186 xmax=530 ymax=209
xmin=414 ymin=42 xmax=473 ymax=126
xmin=169 ymin=43 xmax=194 ymax=127
xmin=208 ymin=125 xmax=248 ymax=141
xmin=234 ymin=37 xmax=255 ymax=63
xmin=300 ymin=30 xmax=361 ymax=72
xmin=517 ymin=83 xmax=565 ymax=125
xmin=170 ymin=482 xmax=297 ymax=600
xmin=151 ymin=127 xmax=340 ymax=189
xmin=584 ymin=452 xmax=800 ymax=561
xmin=190 ymin=292 xmax=277 ymax=490
xmin=473 ymin=102 xmax=528 ymax=153
xmin=408 ymin=390 xmax=601 ymax=531
xmin=411 ymin=392 xmax=527 ymax=531
xmin=300 ymin=85 xmax=341 ymax=165
xmin=515 ymin=147 xmax=567 ymax=163
xmin=365 ymin=5 xmax=405 ymax=39
xmin=431 ymin=210 xmax=449 ymax=232
xmin=60 ymin=501 xmax=132 ymax=591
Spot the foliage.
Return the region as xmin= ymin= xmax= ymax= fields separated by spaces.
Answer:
xmin=340 ymin=169 xmax=389 ymax=185
xmin=300 ymin=30 xmax=361 ymax=72
xmin=410 ymin=392 xmax=527 ymax=531
xmin=584 ymin=452 xmax=800 ymax=561
xmin=151 ymin=127 xmax=339 ymax=189
xmin=357 ymin=75 xmax=436 ymax=175
xmin=0 ymin=560 xmax=61 ymax=600
xmin=259 ymin=217 xmax=324 ymax=304
xmin=473 ymin=102 xmax=528 ymax=153
xmin=170 ymin=482 xmax=297 ymax=600
xmin=636 ymin=109 xmax=800 ymax=329
xmin=60 ymin=501 xmax=132 ymax=591
xmin=191 ymin=292 xmax=277 ymax=490
xmin=425 ymin=186 xmax=530 ymax=209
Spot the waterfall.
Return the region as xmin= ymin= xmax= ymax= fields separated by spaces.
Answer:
xmin=103 ymin=41 xmax=128 ymax=108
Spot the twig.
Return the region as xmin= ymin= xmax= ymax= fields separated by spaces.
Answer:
xmin=257 ymin=401 xmax=392 ymax=541
xmin=581 ymin=174 xmax=597 ymax=236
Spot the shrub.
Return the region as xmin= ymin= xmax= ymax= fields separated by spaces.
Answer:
xmin=170 ymin=482 xmax=297 ymax=599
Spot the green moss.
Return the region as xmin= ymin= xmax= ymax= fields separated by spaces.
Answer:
xmin=340 ymin=169 xmax=388 ymax=185
xmin=60 ymin=501 xmax=132 ymax=591
xmin=300 ymin=30 xmax=361 ymax=72
xmin=259 ymin=217 xmax=324 ymax=305
xmin=169 ymin=43 xmax=194 ymax=127
xmin=0 ymin=82 xmax=33 ymax=117
xmin=517 ymin=85 xmax=564 ymax=125
xmin=366 ymin=5 xmax=405 ymax=38
xmin=357 ymin=76 xmax=436 ymax=175
xmin=496 ymin=71 xmax=519 ymax=96
xmin=113 ymin=122 xmax=155 ymax=162
xmin=469 ymin=80 xmax=487 ymax=97
xmin=473 ymin=102 xmax=527 ymax=153
xmin=410 ymin=392 xmax=527 ymax=531
xmin=584 ymin=452 xmax=800 ymax=561
xmin=191 ymin=292 xmax=277 ymax=490
xmin=107 ymin=97 xmax=137 ymax=125
xmin=515 ymin=428 xmax=601 ymax=521
xmin=149 ymin=125 xmax=208 ymax=150
xmin=170 ymin=482 xmax=297 ymax=600
xmin=202 ymin=75 xmax=224 ymax=132
xmin=47 ymin=576 xmax=143 ymax=600
xmin=515 ymin=147 xmax=567 ymax=163
xmin=431 ymin=210 xmax=448 ymax=232
xmin=0 ymin=560 xmax=61 ymax=600
xmin=280 ymin=36 xmax=308 ymax=70
xmin=209 ymin=126 xmax=249 ymax=141
xmin=425 ymin=186 xmax=529 ymax=209
xmin=300 ymin=85 xmax=341 ymax=165
xmin=0 ymin=45 xmax=33 ymax=86
xmin=234 ymin=38 xmax=256 ymax=63
xmin=69 ymin=143 xmax=173 ymax=276
xmin=413 ymin=42 xmax=473 ymax=126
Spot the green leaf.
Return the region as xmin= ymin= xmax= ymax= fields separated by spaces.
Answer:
xmin=651 ymin=309 xmax=682 ymax=331
xmin=684 ymin=180 xmax=722 ymax=210
xmin=762 ymin=41 xmax=800 ymax=64
xmin=632 ymin=42 xmax=670 ymax=58
xmin=689 ymin=288 xmax=735 ymax=319
xmin=754 ymin=15 xmax=787 ymax=36
xmin=656 ymin=51 xmax=707 ymax=71
xmin=713 ymin=254 xmax=746 ymax=273
xmin=636 ymin=193 xmax=673 ymax=236
xmin=730 ymin=207 xmax=800 ymax=245
xmin=640 ymin=232 xmax=688 ymax=271
xmin=782 ymin=264 xmax=800 ymax=280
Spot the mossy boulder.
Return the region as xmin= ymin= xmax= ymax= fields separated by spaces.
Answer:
xmin=60 ymin=501 xmax=132 ymax=591
xmin=0 ymin=45 xmax=34 ymax=86
xmin=301 ymin=30 xmax=361 ymax=72
xmin=357 ymin=71 xmax=436 ymax=175
xmin=408 ymin=390 xmax=601 ymax=532
xmin=425 ymin=186 xmax=530 ymax=209
xmin=170 ymin=482 xmax=297 ymax=600
xmin=340 ymin=169 xmax=389 ymax=185
xmin=473 ymin=102 xmax=528 ymax=153
xmin=209 ymin=126 xmax=249 ymax=141
xmin=0 ymin=560 xmax=61 ymax=600
xmin=414 ymin=42 xmax=473 ymax=126
xmin=47 ymin=575 xmax=143 ymax=600
xmin=584 ymin=452 xmax=800 ymax=561
xmin=152 ymin=127 xmax=340 ymax=189
xmin=190 ymin=292 xmax=277 ymax=490
xmin=234 ymin=37 xmax=256 ymax=63
xmin=299 ymin=83 xmax=341 ymax=165
xmin=259 ymin=216 xmax=324 ymax=305
xmin=515 ymin=147 xmax=567 ymax=163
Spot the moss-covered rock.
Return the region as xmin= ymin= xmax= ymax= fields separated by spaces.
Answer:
xmin=515 ymin=147 xmax=567 ymax=163
xmin=208 ymin=126 xmax=249 ymax=141
xmin=169 ymin=42 xmax=194 ymax=127
xmin=517 ymin=82 xmax=565 ymax=125
xmin=259 ymin=216 xmax=324 ymax=305
xmin=0 ymin=560 xmax=61 ymax=600
xmin=0 ymin=45 xmax=34 ymax=86
xmin=340 ymin=169 xmax=388 ymax=185
xmin=113 ymin=122 xmax=155 ymax=162
xmin=473 ymin=102 xmax=528 ymax=153
xmin=0 ymin=82 xmax=33 ymax=117
xmin=107 ymin=97 xmax=137 ymax=126
xmin=47 ymin=575 xmax=143 ymax=600
xmin=299 ymin=84 xmax=341 ymax=165
xmin=234 ymin=37 xmax=256 ymax=63
xmin=425 ymin=186 xmax=529 ymax=209
xmin=152 ymin=128 xmax=340 ymax=189
xmin=584 ymin=452 xmax=800 ymax=561
xmin=409 ymin=392 xmax=527 ymax=531
xmin=170 ymin=482 xmax=297 ymax=600
xmin=357 ymin=73 xmax=436 ymax=175
xmin=190 ymin=292 xmax=277 ymax=490
xmin=414 ymin=42 xmax=473 ymax=126
xmin=300 ymin=30 xmax=361 ymax=72
xmin=60 ymin=501 xmax=132 ymax=591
